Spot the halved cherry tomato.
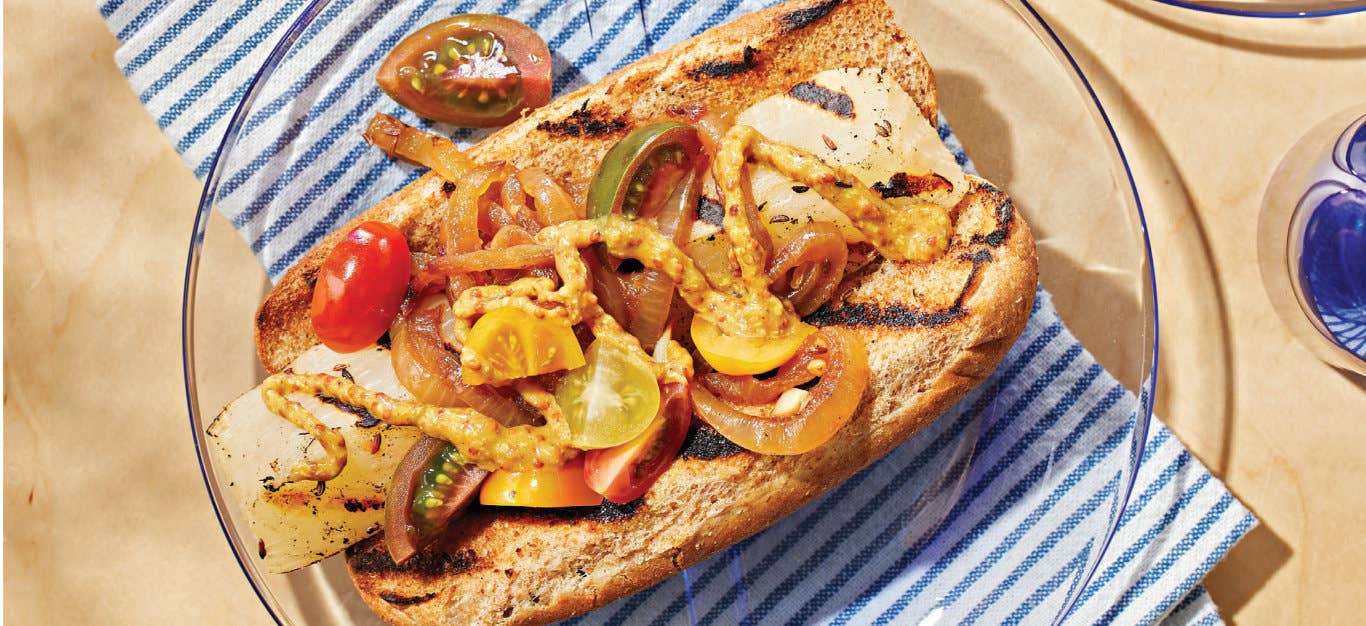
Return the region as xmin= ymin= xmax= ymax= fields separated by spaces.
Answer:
xmin=553 ymin=337 xmax=661 ymax=449
xmin=584 ymin=383 xmax=691 ymax=504
xmin=461 ymin=306 xmax=586 ymax=386
xmin=690 ymin=316 xmax=816 ymax=376
xmin=587 ymin=122 xmax=706 ymax=221
xmin=377 ymin=15 xmax=551 ymax=127
xmin=479 ymin=455 xmax=602 ymax=507
xmin=308 ymin=221 xmax=411 ymax=353
xmin=384 ymin=436 xmax=488 ymax=564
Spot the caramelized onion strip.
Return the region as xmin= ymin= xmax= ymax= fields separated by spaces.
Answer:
xmin=673 ymin=103 xmax=734 ymax=160
xmin=627 ymin=166 xmax=702 ymax=346
xmin=691 ymin=328 xmax=868 ymax=455
xmin=499 ymin=225 xmax=553 ymax=283
xmin=432 ymin=244 xmax=556 ymax=274
xmin=699 ymin=334 xmax=823 ymax=404
xmin=584 ymin=248 xmax=632 ymax=330
xmin=362 ymin=112 xmax=474 ymax=183
xmin=390 ymin=301 xmax=539 ymax=426
xmin=445 ymin=163 xmax=513 ymax=255
xmin=767 ymin=222 xmax=848 ymax=316
xmin=500 ymin=174 xmax=544 ymax=232
xmin=518 ymin=167 xmax=582 ymax=224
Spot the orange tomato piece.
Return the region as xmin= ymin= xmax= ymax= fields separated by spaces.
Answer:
xmin=478 ymin=456 xmax=602 ymax=507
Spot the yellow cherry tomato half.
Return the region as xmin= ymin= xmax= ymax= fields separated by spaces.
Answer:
xmin=478 ymin=456 xmax=602 ymax=507
xmin=461 ymin=306 xmax=586 ymax=386
xmin=554 ymin=337 xmax=661 ymax=450
xmin=690 ymin=316 xmax=817 ymax=376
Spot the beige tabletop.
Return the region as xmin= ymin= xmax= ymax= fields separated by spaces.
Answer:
xmin=5 ymin=0 xmax=1366 ymax=623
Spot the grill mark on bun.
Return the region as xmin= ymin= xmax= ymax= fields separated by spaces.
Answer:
xmin=680 ymin=425 xmax=746 ymax=460
xmin=525 ymin=499 xmax=644 ymax=523
xmin=807 ymin=301 xmax=966 ymax=328
xmin=347 ymin=544 xmax=479 ymax=579
xmin=779 ymin=0 xmax=843 ymax=31
xmin=688 ymin=46 xmax=760 ymax=79
xmin=788 ymin=82 xmax=854 ymax=118
xmin=953 ymin=249 xmax=993 ymax=308
xmin=971 ymin=195 xmax=1015 ymax=248
xmin=380 ymin=591 xmax=438 ymax=606
xmin=587 ymin=500 xmax=642 ymax=522
xmin=536 ymin=105 xmax=629 ymax=138
xmin=807 ymin=249 xmax=995 ymax=329
xmin=301 ymin=266 xmax=319 ymax=290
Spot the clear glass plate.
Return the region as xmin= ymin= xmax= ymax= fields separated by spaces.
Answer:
xmin=182 ymin=0 xmax=1158 ymax=623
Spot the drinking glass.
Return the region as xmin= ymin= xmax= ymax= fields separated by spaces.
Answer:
xmin=1258 ymin=106 xmax=1366 ymax=376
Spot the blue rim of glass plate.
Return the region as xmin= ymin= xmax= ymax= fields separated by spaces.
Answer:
xmin=180 ymin=1 xmax=1161 ymax=623
xmin=180 ymin=1 xmax=334 ymax=622
xmin=1152 ymin=0 xmax=1366 ymax=17
xmin=1010 ymin=1 xmax=1159 ymax=620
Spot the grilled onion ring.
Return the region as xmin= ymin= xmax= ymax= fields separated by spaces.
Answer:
xmin=767 ymin=222 xmax=847 ymax=316
xmin=699 ymin=333 xmax=825 ymax=404
xmin=691 ymin=327 xmax=868 ymax=455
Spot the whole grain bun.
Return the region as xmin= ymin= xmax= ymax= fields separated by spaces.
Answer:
xmin=255 ymin=0 xmax=938 ymax=372
xmin=252 ymin=0 xmax=1037 ymax=623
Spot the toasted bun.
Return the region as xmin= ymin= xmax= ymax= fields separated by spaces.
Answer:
xmin=252 ymin=0 xmax=1037 ymax=624
xmin=255 ymin=0 xmax=938 ymax=372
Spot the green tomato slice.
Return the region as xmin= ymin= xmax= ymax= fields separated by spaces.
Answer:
xmin=587 ymin=121 xmax=705 ymax=221
xmin=554 ymin=337 xmax=661 ymax=449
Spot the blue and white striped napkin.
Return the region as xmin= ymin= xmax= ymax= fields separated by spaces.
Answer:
xmin=105 ymin=0 xmax=1255 ymax=623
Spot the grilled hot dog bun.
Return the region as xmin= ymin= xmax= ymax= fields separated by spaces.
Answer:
xmin=252 ymin=0 xmax=1037 ymax=623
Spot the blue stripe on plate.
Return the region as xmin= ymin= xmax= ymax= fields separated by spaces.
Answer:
xmin=1140 ymin=513 xmax=1256 ymax=625
xmin=1196 ymin=614 xmax=1223 ymax=626
xmin=943 ymin=368 xmax=1110 ymax=599
xmin=267 ymin=157 xmax=426 ymax=277
xmin=1077 ymin=474 xmax=1213 ymax=607
xmin=186 ymin=0 xmax=402 ymax=173
xmin=100 ymin=0 xmax=125 ymax=19
xmin=1003 ymin=546 xmax=1092 ymax=626
xmin=223 ymin=0 xmax=452 ymax=221
xmin=971 ymin=449 xmax=1201 ymax=623
xmin=1162 ymin=586 xmax=1225 ymax=626
xmin=958 ymin=476 xmax=1120 ymax=625
xmin=140 ymin=0 xmax=279 ymax=105
xmin=1167 ymin=584 xmax=1210 ymax=618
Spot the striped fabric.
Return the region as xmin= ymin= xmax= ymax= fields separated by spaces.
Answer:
xmin=104 ymin=0 xmax=1255 ymax=623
